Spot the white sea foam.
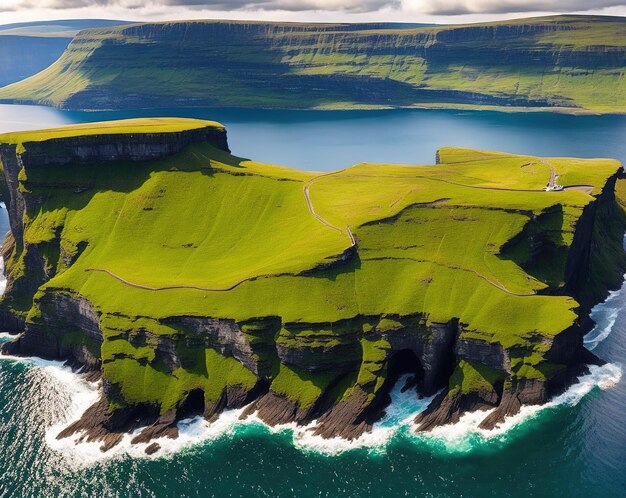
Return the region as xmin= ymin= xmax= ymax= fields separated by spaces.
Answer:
xmin=585 ymin=286 xmax=624 ymax=350
xmin=1 ymin=347 xmax=622 ymax=463
xmin=41 ymin=373 xmax=437 ymax=464
xmin=47 ymin=405 xmax=252 ymax=466
xmin=257 ymin=375 xmax=439 ymax=456
xmin=0 ymin=332 xmax=15 ymax=342
xmin=415 ymin=362 xmax=622 ymax=453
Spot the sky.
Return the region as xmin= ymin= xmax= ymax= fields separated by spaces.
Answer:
xmin=0 ymin=0 xmax=625 ymax=25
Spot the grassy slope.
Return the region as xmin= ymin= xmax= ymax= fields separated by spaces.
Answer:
xmin=1 ymin=118 xmax=622 ymax=412
xmin=0 ymin=20 xmax=131 ymax=88
xmin=0 ymin=16 xmax=624 ymax=112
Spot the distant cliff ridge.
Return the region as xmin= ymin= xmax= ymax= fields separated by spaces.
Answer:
xmin=0 ymin=20 xmax=130 ymax=87
xmin=1 ymin=119 xmax=625 ymax=453
xmin=0 ymin=15 xmax=624 ymax=113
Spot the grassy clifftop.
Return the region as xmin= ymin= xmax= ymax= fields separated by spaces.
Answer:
xmin=1 ymin=118 xmax=625 ymax=444
xmin=0 ymin=15 xmax=624 ymax=113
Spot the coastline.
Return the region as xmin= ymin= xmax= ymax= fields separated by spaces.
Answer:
xmin=0 ymin=98 xmax=623 ymax=116
xmin=0 ymin=342 xmax=620 ymax=463
xmin=2 ymin=275 xmax=624 ymax=461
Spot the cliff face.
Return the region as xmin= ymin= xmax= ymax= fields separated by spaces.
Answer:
xmin=0 ymin=121 xmax=624 ymax=451
xmin=16 ymin=128 xmax=230 ymax=167
xmin=0 ymin=121 xmax=229 ymax=321
xmin=0 ymin=16 xmax=624 ymax=113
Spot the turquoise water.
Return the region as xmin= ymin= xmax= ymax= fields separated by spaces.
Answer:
xmin=0 ymin=105 xmax=625 ymax=497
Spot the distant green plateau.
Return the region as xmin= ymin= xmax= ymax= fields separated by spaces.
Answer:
xmin=0 ymin=15 xmax=624 ymax=113
xmin=0 ymin=118 xmax=625 ymax=444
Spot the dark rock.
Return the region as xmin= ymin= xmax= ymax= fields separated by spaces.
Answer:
xmin=8 ymin=291 xmax=103 ymax=370
xmin=56 ymin=395 xmax=160 ymax=452
xmin=165 ymin=316 xmax=272 ymax=377
xmin=145 ymin=442 xmax=161 ymax=455
xmin=454 ymin=337 xmax=509 ymax=372
xmin=415 ymin=389 xmax=498 ymax=432
xmin=312 ymin=387 xmax=374 ymax=440
xmin=131 ymin=410 xmax=179 ymax=445
xmin=241 ymin=392 xmax=314 ymax=427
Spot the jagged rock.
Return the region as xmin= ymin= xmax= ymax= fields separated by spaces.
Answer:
xmin=241 ymin=392 xmax=313 ymax=427
xmin=56 ymin=396 xmax=160 ymax=452
xmin=144 ymin=443 xmax=161 ymax=455
xmin=131 ymin=410 xmax=179 ymax=445
xmin=415 ymin=389 xmax=499 ymax=432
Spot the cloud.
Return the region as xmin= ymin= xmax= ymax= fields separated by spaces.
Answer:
xmin=405 ymin=0 xmax=626 ymax=16
xmin=0 ymin=0 xmax=624 ymax=16
xmin=0 ymin=0 xmax=400 ymax=13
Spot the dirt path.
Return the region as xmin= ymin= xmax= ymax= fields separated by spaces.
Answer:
xmin=304 ymin=172 xmax=357 ymax=247
xmin=539 ymin=159 xmax=594 ymax=193
xmin=84 ymin=268 xmax=281 ymax=292
xmin=541 ymin=159 xmax=558 ymax=189
xmin=364 ymin=256 xmax=537 ymax=297
xmin=88 ymin=164 xmax=581 ymax=296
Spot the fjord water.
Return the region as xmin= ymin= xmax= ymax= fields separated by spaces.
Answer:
xmin=1 ymin=104 xmax=625 ymax=169
xmin=1 ymin=104 xmax=626 ymax=497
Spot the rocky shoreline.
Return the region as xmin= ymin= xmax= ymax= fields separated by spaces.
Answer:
xmin=0 ymin=306 xmax=611 ymax=454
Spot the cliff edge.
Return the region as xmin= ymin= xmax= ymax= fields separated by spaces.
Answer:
xmin=0 ymin=118 xmax=625 ymax=452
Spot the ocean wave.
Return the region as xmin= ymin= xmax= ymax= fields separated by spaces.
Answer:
xmin=414 ymin=362 xmax=622 ymax=454
xmin=258 ymin=376 xmax=439 ymax=456
xmin=585 ymin=286 xmax=624 ymax=350
xmin=29 ymin=359 xmax=622 ymax=465
xmin=41 ymin=372 xmax=438 ymax=465
xmin=0 ymin=332 xmax=15 ymax=343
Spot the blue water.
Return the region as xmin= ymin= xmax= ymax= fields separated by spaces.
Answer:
xmin=0 ymin=104 xmax=624 ymax=170
xmin=0 ymin=104 xmax=625 ymax=497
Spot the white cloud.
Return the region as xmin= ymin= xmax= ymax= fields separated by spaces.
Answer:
xmin=0 ymin=0 xmax=624 ymax=24
xmin=402 ymin=0 xmax=626 ymax=15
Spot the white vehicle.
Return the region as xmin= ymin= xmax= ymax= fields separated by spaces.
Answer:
xmin=544 ymin=184 xmax=564 ymax=192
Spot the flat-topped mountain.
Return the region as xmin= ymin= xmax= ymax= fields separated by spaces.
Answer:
xmin=0 ymin=15 xmax=624 ymax=113
xmin=0 ymin=19 xmax=130 ymax=87
xmin=0 ymin=118 xmax=625 ymax=450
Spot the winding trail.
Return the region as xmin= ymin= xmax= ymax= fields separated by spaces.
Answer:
xmin=539 ymin=159 xmax=593 ymax=193
xmin=363 ymin=257 xmax=537 ymax=297
xmin=542 ymin=159 xmax=558 ymax=190
xmin=303 ymin=172 xmax=357 ymax=247
xmin=87 ymin=161 xmax=590 ymax=296
xmin=84 ymin=268 xmax=283 ymax=292
xmin=85 ymin=172 xmax=357 ymax=292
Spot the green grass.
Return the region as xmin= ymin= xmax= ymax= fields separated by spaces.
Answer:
xmin=1 ymin=118 xmax=623 ymax=415
xmin=0 ymin=117 xmax=223 ymax=147
xmin=270 ymin=363 xmax=338 ymax=409
xmin=0 ymin=16 xmax=623 ymax=112
xmin=449 ymin=360 xmax=504 ymax=396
